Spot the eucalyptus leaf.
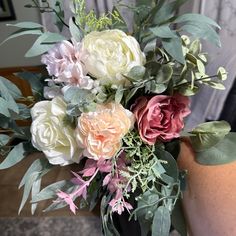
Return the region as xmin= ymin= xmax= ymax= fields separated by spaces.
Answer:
xmin=42 ymin=32 xmax=66 ymax=44
xmin=174 ymin=13 xmax=220 ymax=29
xmin=204 ymin=81 xmax=225 ymax=90
xmin=195 ymin=132 xmax=236 ymax=165
xmin=190 ymin=121 xmax=231 ymax=152
xmin=31 ymin=178 xmax=42 ymax=215
xmin=0 ymin=134 xmax=10 ymax=146
xmin=0 ymin=142 xmax=33 ymax=169
xmin=171 ymin=198 xmax=187 ymax=236
xmin=181 ymin=22 xmax=221 ymax=47
xmin=0 ymin=80 xmax=19 ymax=114
xmin=31 ymin=180 xmax=74 ymax=203
xmin=0 ymin=98 xmax=10 ymax=117
xmin=19 ymin=158 xmax=52 ymax=189
xmin=150 ymin=25 xmax=177 ymax=39
xmin=6 ymin=22 xmax=43 ymax=29
xmin=18 ymin=172 xmax=39 ymax=214
xmin=115 ymin=85 xmax=124 ymax=103
xmin=69 ymin=18 xmax=83 ymax=41
xmin=162 ymin=38 xmax=185 ymax=64
xmin=152 ymin=206 xmax=171 ymax=236
xmin=0 ymin=29 xmax=42 ymax=46
xmin=127 ymin=66 xmax=146 ymax=82
xmin=0 ymin=76 xmax=22 ymax=99
xmin=16 ymin=72 xmax=44 ymax=96
xmin=178 ymin=84 xmax=199 ymax=96
xmin=25 ymin=32 xmax=59 ymax=57
xmin=156 ymin=64 xmax=173 ymax=83
xmin=156 ymin=149 xmax=178 ymax=181
xmin=217 ymin=67 xmax=227 ymax=81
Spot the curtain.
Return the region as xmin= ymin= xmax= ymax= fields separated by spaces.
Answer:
xmin=185 ymin=0 xmax=236 ymax=129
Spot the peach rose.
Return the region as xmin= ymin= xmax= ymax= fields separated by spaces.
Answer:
xmin=76 ymin=103 xmax=134 ymax=159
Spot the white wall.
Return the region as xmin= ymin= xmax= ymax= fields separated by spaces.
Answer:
xmin=0 ymin=0 xmax=42 ymax=68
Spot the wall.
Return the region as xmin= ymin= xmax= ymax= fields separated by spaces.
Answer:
xmin=0 ymin=0 xmax=42 ymax=68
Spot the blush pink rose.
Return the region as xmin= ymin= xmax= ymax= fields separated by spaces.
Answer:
xmin=132 ymin=94 xmax=191 ymax=144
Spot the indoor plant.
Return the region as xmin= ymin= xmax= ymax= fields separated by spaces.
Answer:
xmin=0 ymin=1 xmax=235 ymax=236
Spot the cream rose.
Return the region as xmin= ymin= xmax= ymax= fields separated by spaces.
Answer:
xmin=31 ymin=97 xmax=82 ymax=166
xmin=75 ymin=102 xmax=135 ymax=159
xmin=81 ymin=29 xmax=146 ymax=85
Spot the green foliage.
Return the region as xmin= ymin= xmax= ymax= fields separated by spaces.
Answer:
xmin=18 ymin=158 xmax=53 ymax=214
xmin=64 ymin=87 xmax=96 ymax=114
xmin=0 ymin=142 xmax=34 ymax=170
xmin=152 ymin=206 xmax=171 ymax=236
xmin=31 ymin=180 xmax=74 ymax=203
xmin=73 ymin=0 xmax=124 ymax=33
xmin=190 ymin=121 xmax=231 ymax=152
xmin=195 ymin=132 xmax=236 ymax=165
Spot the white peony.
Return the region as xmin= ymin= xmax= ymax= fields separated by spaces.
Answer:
xmin=30 ymin=97 xmax=82 ymax=166
xmin=81 ymin=29 xmax=146 ymax=86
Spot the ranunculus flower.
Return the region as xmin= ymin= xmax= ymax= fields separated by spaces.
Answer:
xmin=132 ymin=94 xmax=191 ymax=144
xmin=81 ymin=29 xmax=146 ymax=86
xmin=41 ymin=40 xmax=94 ymax=90
xmin=75 ymin=102 xmax=135 ymax=159
xmin=31 ymin=97 xmax=82 ymax=166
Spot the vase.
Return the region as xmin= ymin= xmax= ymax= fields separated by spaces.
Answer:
xmin=178 ymin=140 xmax=236 ymax=236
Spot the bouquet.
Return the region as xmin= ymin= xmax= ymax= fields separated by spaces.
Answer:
xmin=1 ymin=0 xmax=235 ymax=235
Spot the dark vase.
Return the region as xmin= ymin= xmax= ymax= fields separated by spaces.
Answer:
xmin=113 ymin=211 xmax=142 ymax=236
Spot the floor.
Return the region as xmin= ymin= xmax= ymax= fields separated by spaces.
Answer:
xmin=0 ymin=152 xmax=101 ymax=235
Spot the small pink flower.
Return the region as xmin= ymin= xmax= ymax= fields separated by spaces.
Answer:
xmin=132 ymin=94 xmax=191 ymax=144
xmin=56 ymin=191 xmax=78 ymax=214
xmin=109 ymin=190 xmax=133 ymax=215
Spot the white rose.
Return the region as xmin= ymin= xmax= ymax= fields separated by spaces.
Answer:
xmin=30 ymin=97 xmax=82 ymax=166
xmin=81 ymin=29 xmax=146 ymax=85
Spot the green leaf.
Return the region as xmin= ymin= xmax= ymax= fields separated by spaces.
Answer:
xmin=195 ymin=132 xmax=236 ymax=165
xmin=156 ymin=149 xmax=179 ymax=182
xmin=19 ymin=172 xmax=39 ymax=214
xmin=0 ymin=142 xmax=33 ymax=169
xmin=150 ymin=25 xmax=177 ymax=38
xmin=31 ymin=180 xmax=74 ymax=203
xmin=6 ymin=22 xmax=43 ymax=29
xmin=19 ymin=158 xmax=52 ymax=189
xmin=217 ymin=67 xmax=227 ymax=81
xmin=42 ymin=32 xmax=66 ymax=44
xmin=151 ymin=0 xmax=188 ymax=25
xmin=16 ymin=72 xmax=44 ymax=96
xmin=0 ymin=134 xmax=10 ymax=146
xmin=0 ymin=98 xmax=10 ymax=117
xmin=115 ymin=85 xmax=124 ymax=103
xmin=171 ymin=198 xmax=187 ymax=236
xmin=174 ymin=13 xmax=220 ymax=29
xmin=0 ymin=76 xmax=22 ymax=99
xmin=190 ymin=121 xmax=231 ymax=152
xmin=69 ymin=18 xmax=83 ymax=41
xmin=152 ymin=206 xmax=171 ymax=236
xmin=162 ymin=38 xmax=185 ymax=64
xmin=0 ymin=80 xmax=19 ymax=114
xmin=25 ymin=32 xmax=62 ymax=57
xmin=156 ymin=64 xmax=173 ymax=83
xmin=204 ymin=81 xmax=225 ymax=90
xmin=127 ymin=66 xmax=146 ymax=82
xmin=18 ymin=158 xmax=53 ymax=214
xmin=31 ymin=178 xmax=41 ymax=215
xmin=0 ymin=29 xmax=42 ymax=46
xmin=178 ymin=84 xmax=199 ymax=96
xmin=181 ymin=22 xmax=221 ymax=47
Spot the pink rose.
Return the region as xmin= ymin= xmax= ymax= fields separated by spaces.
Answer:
xmin=132 ymin=94 xmax=191 ymax=144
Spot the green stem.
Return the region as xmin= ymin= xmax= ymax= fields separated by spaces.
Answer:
xmin=174 ymin=74 xmax=219 ymax=88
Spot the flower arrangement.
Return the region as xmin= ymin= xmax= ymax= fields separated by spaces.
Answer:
xmin=0 ymin=0 xmax=236 ymax=235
